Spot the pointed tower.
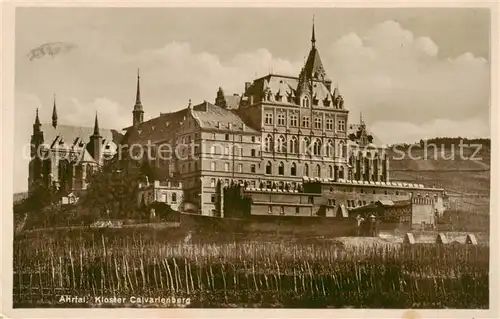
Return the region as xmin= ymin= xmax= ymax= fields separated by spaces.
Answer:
xmin=133 ymin=69 xmax=144 ymax=127
xmin=88 ymin=112 xmax=103 ymax=165
xmin=311 ymin=15 xmax=316 ymax=49
xmin=29 ymin=108 xmax=45 ymax=190
xmin=31 ymin=108 xmax=44 ymax=157
xmin=51 ymin=94 xmax=58 ymax=128
xmin=301 ymin=17 xmax=331 ymax=90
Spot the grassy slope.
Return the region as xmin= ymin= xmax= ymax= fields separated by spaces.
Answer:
xmin=388 ymin=145 xmax=490 ymax=214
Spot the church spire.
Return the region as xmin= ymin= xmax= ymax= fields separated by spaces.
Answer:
xmin=133 ymin=69 xmax=144 ymax=127
xmin=34 ymin=108 xmax=41 ymax=127
xmin=93 ymin=111 xmax=101 ymax=136
xmin=311 ymin=15 xmax=316 ymax=48
xmin=51 ymin=93 xmax=58 ymax=128
xmin=135 ymin=68 xmax=142 ymax=107
xmin=303 ymin=16 xmax=328 ymax=81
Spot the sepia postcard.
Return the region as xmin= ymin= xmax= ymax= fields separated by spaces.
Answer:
xmin=1 ymin=1 xmax=499 ymax=318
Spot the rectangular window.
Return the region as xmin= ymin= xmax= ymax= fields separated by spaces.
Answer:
xmin=211 ymin=194 xmax=216 ymax=203
xmin=268 ymin=205 xmax=272 ymax=214
xmin=290 ymin=115 xmax=298 ymax=127
xmin=280 ymin=206 xmax=285 ymax=215
xmin=211 ymin=162 xmax=216 ymax=171
xmin=251 ymin=149 xmax=256 ymax=157
xmin=314 ymin=118 xmax=322 ymax=129
xmin=237 ymin=164 xmax=243 ymax=173
xmin=210 ymin=178 xmax=216 ymax=187
xmin=302 ymin=116 xmax=310 ymax=128
xmin=251 ymin=164 xmax=256 ymax=173
xmin=326 ymin=119 xmax=334 ymax=130
xmin=224 ymin=146 xmax=230 ymax=155
xmin=251 ymin=136 xmax=256 ymax=143
xmin=337 ymin=120 xmax=346 ymax=131
xmin=295 ymin=207 xmax=300 ymax=215
xmin=171 ymin=193 xmax=177 ymax=203
xmin=265 ymin=113 xmax=273 ymax=125
xmin=308 ymin=196 xmax=314 ymax=204
xmin=277 ymin=114 xmax=285 ymax=126
xmin=224 ymin=162 xmax=229 ymax=172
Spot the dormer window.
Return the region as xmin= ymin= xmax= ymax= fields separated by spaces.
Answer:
xmin=275 ymin=93 xmax=282 ymax=102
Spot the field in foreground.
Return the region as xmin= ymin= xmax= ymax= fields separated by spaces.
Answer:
xmin=13 ymin=229 xmax=489 ymax=308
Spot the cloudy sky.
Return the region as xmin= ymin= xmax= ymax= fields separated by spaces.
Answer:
xmin=14 ymin=8 xmax=490 ymax=192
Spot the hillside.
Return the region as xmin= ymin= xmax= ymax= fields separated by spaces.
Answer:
xmin=388 ymin=140 xmax=490 ymax=215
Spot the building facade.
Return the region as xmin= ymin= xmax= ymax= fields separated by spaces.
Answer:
xmin=29 ymin=21 xmax=446 ymax=217
xmin=120 ymin=22 xmax=397 ymax=216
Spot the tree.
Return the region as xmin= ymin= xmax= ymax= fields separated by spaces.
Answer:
xmin=81 ymin=157 xmax=144 ymax=219
xmin=20 ymin=181 xmax=59 ymax=212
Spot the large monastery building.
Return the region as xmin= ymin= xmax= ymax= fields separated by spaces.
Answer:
xmin=28 ymin=21 xmax=446 ymax=225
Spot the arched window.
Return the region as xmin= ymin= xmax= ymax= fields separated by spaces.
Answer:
xmin=264 ymin=134 xmax=273 ymax=152
xmin=303 ymin=137 xmax=311 ymax=154
xmin=338 ymin=141 xmax=345 ymax=158
xmin=313 ymin=139 xmax=322 ymax=156
xmin=278 ymin=162 xmax=284 ymax=175
xmin=276 ymin=135 xmax=286 ymax=153
xmin=266 ymin=161 xmax=272 ymax=175
xmin=289 ymin=136 xmax=298 ymax=154
xmin=328 ymin=165 xmax=333 ymax=178
xmin=315 ymin=164 xmax=321 ymax=177
xmin=304 ymin=163 xmax=309 ymax=177
xmin=302 ymin=96 xmax=310 ymax=108
xmin=327 ymin=139 xmax=334 ymax=157
xmin=291 ymin=162 xmax=297 ymax=176
xmin=171 ymin=192 xmax=177 ymax=203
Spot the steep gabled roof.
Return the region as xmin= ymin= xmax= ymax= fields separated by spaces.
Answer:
xmin=39 ymin=124 xmax=122 ymax=149
xmin=304 ymin=47 xmax=327 ymax=80
xmin=191 ymin=101 xmax=258 ymax=133
xmin=121 ymin=109 xmax=188 ymax=145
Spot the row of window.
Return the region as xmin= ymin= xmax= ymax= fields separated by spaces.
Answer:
xmin=267 ymin=205 xmax=301 ymax=215
xmin=209 ymin=145 xmax=261 ymax=157
xmin=210 ymin=162 xmax=249 ymax=173
xmin=264 ymin=161 xmax=346 ymax=179
xmin=346 ymin=200 xmax=369 ymax=208
xmin=264 ymin=113 xmax=345 ymax=131
xmin=263 ymin=135 xmax=346 ymax=157
xmin=337 ymin=187 xmax=402 ymax=196
xmin=179 ymin=133 xmax=260 ymax=144
xmin=263 ymin=92 xmax=343 ymax=109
